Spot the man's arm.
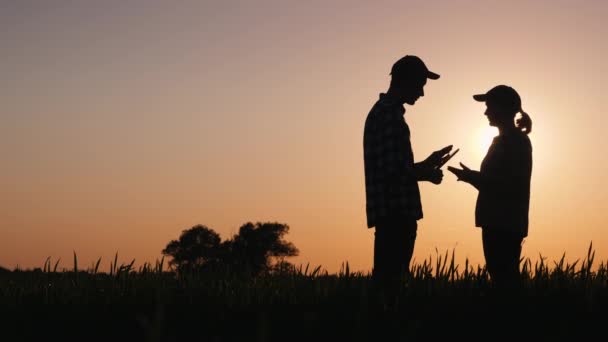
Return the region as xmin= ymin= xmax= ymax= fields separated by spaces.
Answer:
xmin=413 ymin=162 xmax=443 ymax=184
xmin=413 ymin=145 xmax=453 ymax=184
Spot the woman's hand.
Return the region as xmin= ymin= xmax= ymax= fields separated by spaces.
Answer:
xmin=447 ymin=163 xmax=474 ymax=183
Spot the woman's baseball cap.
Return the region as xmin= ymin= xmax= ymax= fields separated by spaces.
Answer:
xmin=473 ymin=85 xmax=521 ymax=112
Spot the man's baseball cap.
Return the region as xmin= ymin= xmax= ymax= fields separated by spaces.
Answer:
xmin=390 ymin=55 xmax=440 ymax=80
xmin=473 ymin=85 xmax=521 ymax=112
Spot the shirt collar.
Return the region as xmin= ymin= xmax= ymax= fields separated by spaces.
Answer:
xmin=378 ymin=93 xmax=405 ymax=116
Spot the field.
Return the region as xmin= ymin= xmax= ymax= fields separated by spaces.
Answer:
xmin=2 ymin=247 xmax=608 ymax=341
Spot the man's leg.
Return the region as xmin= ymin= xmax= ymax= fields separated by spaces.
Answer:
xmin=373 ymin=217 xmax=417 ymax=300
xmin=373 ymin=222 xmax=393 ymax=290
xmin=397 ymin=219 xmax=417 ymax=276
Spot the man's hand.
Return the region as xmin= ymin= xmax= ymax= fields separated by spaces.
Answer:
xmin=422 ymin=145 xmax=453 ymax=169
xmin=415 ymin=145 xmax=452 ymax=184
xmin=416 ymin=164 xmax=444 ymax=184
xmin=426 ymin=168 xmax=444 ymax=185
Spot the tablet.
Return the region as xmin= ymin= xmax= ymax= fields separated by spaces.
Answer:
xmin=438 ymin=148 xmax=459 ymax=168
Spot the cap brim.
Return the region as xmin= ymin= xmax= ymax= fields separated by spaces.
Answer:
xmin=427 ymin=71 xmax=440 ymax=80
xmin=473 ymin=94 xmax=487 ymax=102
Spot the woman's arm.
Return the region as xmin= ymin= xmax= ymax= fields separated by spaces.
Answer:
xmin=448 ymin=163 xmax=482 ymax=190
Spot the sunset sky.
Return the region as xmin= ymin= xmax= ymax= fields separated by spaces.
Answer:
xmin=2 ymin=0 xmax=607 ymax=272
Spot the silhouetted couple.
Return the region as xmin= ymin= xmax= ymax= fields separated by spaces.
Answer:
xmin=363 ymin=55 xmax=533 ymax=298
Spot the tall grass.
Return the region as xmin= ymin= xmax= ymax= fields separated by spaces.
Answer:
xmin=1 ymin=244 xmax=607 ymax=341
xmin=3 ymin=244 xmax=608 ymax=304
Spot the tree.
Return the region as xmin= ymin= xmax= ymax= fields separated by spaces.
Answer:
xmin=224 ymin=222 xmax=299 ymax=275
xmin=162 ymin=222 xmax=298 ymax=276
xmin=162 ymin=225 xmax=221 ymax=271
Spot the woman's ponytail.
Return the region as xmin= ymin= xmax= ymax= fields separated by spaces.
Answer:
xmin=516 ymin=109 xmax=532 ymax=135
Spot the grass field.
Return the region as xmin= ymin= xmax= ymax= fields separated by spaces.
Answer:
xmin=2 ymin=246 xmax=607 ymax=341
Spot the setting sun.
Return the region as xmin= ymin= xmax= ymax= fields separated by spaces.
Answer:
xmin=477 ymin=126 xmax=498 ymax=159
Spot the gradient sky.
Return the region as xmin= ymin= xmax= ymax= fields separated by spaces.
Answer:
xmin=1 ymin=0 xmax=607 ymax=272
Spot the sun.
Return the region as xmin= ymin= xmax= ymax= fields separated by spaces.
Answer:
xmin=477 ymin=126 xmax=498 ymax=158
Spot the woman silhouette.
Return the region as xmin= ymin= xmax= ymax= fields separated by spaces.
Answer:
xmin=448 ymin=85 xmax=532 ymax=289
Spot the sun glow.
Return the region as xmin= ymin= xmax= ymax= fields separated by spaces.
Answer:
xmin=477 ymin=126 xmax=498 ymax=159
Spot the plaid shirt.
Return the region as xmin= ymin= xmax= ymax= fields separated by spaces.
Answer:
xmin=363 ymin=93 xmax=423 ymax=228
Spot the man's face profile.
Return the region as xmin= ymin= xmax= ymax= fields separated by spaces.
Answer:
xmin=400 ymin=76 xmax=427 ymax=105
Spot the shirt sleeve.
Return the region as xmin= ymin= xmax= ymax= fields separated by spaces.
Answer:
xmin=378 ymin=115 xmax=416 ymax=182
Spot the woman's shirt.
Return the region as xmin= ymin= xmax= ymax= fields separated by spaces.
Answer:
xmin=475 ymin=131 xmax=532 ymax=237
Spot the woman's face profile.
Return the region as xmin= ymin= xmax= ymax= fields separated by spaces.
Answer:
xmin=484 ymin=104 xmax=498 ymax=127
xmin=484 ymin=102 xmax=511 ymax=128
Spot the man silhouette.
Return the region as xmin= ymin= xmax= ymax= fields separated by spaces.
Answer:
xmin=363 ymin=55 xmax=452 ymax=297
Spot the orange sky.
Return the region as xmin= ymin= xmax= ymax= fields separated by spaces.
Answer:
xmin=1 ymin=1 xmax=607 ymax=272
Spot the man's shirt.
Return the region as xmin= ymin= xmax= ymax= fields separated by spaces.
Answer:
xmin=363 ymin=93 xmax=423 ymax=228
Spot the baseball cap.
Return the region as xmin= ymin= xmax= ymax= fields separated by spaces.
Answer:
xmin=473 ymin=85 xmax=521 ymax=112
xmin=390 ymin=55 xmax=440 ymax=80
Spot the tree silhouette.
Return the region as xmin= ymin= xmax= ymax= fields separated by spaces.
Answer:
xmin=162 ymin=224 xmax=222 ymax=272
xmin=162 ymin=222 xmax=298 ymax=275
xmin=224 ymin=222 xmax=299 ymax=275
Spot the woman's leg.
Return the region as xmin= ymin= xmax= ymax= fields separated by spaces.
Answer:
xmin=482 ymin=229 xmax=500 ymax=283
xmin=482 ymin=229 xmax=523 ymax=289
